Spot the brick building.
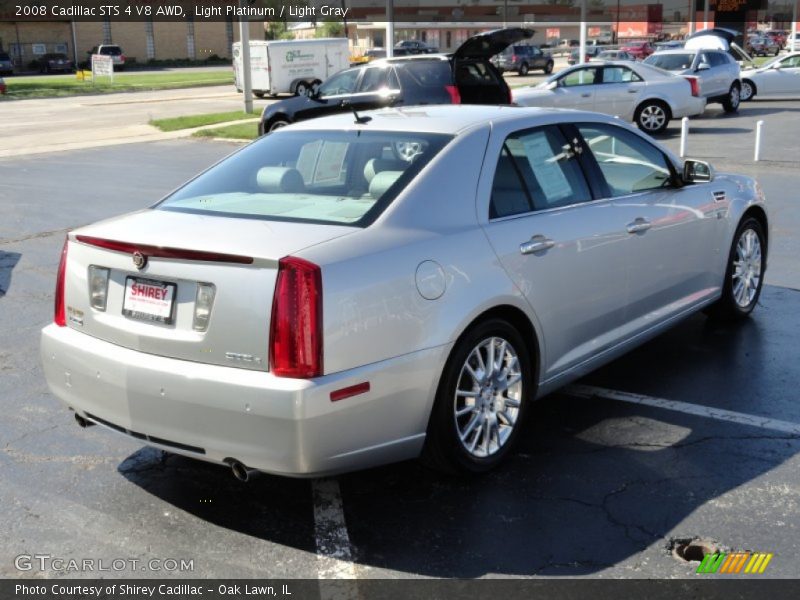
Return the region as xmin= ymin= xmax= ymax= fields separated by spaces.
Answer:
xmin=0 ymin=19 xmax=264 ymax=70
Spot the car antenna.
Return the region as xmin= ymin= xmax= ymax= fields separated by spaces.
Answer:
xmin=351 ymin=106 xmax=372 ymax=125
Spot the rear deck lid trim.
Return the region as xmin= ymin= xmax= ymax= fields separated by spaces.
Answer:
xmin=75 ymin=235 xmax=254 ymax=265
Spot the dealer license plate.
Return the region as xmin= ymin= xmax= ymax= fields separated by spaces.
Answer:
xmin=122 ymin=277 xmax=176 ymax=324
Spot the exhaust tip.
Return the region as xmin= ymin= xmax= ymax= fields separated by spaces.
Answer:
xmin=74 ymin=413 xmax=94 ymax=428
xmin=226 ymin=459 xmax=254 ymax=482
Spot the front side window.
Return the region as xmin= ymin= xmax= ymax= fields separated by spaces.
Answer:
xmin=358 ymin=67 xmax=395 ymax=92
xmin=157 ymin=131 xmax=452 ymax=227
xmin=318 ymin=69 xmax=360 ymax=97
xmin=559 ymin=67 xmax=597 ymax=87
xmin=576 ymin=123 xmax=674 ymax=196
xmin=490 ymin=126 xmax=592 ymax=219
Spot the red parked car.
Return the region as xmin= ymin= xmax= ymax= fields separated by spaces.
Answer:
xmin=619 ymin=40 xmax=655 ymax=60
xmin=0 ymin=77 xmax=6 ymax=95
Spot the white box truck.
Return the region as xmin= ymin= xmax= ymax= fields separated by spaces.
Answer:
xmin=233 ymin=38 xmax=350 ymax=98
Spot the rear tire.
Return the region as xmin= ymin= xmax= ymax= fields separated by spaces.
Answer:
xmin=254 ymin=91 xmax=265 ymax=99
xmin=722 ymin=82 xmax=740 ymax=113
xmin=294 ymin=81 xmax=308 ymax=96
xmin=634 ymin=100 xmax=671 ymax=135
xmin=421 ymin=319 xmax=533 ymax=474
xmin=518 ymin=62 xmax=529 ymax=76
xmin=543 ymin=61 xmax=554 ymax=74
xmin=706 ymin=217 xmax=766 ymax=321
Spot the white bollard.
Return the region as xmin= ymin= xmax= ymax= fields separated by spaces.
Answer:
xmin=754 ymin=120 xmax=764 ymax=162
xmin=679 ymin=117 xmax=689 ymax=158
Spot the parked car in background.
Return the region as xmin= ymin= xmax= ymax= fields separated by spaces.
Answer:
xmin=492 ymin=45 xmax=554 ymax=75
xmin=259 ymin=27 xmax=532 ymax=134
xmin=644 ymin=47 xmax=741 ymax=112
xmin=764 ymin=30 xmax=787 ymax=48
xmin=395 ymin=40 xmax=439 ymax=54
xmin=789 ymin=32 xmax=800 ymax=52
xmin=654 ymin=40 xmax=685 ymax=50
xmin=41 ymin=105 xmax=769 ymax=477
xmin=740 ymin=53 xmax=800 ymax=101
xmin=746 ymin=36 xmax=780 ymax=57
xmin=36 ymin=53 xmax=74 ymax=74
xmin=594 ymin=50 xmax=635 ymax=62
xmin=87 ymin=45 xmax=126 ymax=70
xmin=619 ymin=40 xmax=655 ymax=60
xmin=0 ymin=51 xmax=13 ymax=75
xmin=513 ymin=61 xmax=705 ymax=134
xmin=568 ymin=46 xmax=605 ymax=65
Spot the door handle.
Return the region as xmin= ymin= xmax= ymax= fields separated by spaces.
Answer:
xmin=626 ymin=218 xmax=652 ymax=234
xmin=520 ymin=235 xmax=555 ymax=255
xmin=581 ymin=93 xmax=591 ymax=98
xmin=628 ymin=89 xmax=639 ymax=93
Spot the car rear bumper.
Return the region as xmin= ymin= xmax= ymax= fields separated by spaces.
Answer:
xmin=673 ymin=96 xmax=707 ymax=118
xmin=41 ymin=325 xmax=450 ymax=477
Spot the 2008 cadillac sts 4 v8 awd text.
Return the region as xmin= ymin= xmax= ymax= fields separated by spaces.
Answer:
xmin=41 ymin=106 xmax=769 ymax=478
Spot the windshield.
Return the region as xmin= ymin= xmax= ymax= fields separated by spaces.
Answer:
xmin=157 ymin=130 xmax=452 ymax=227
xmin=644 ymin=53 xmax=695 ymax=70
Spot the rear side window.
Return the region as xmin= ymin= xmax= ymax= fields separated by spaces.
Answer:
xmin=490 ymin=126 xmax=592 ymax=218
xmin=707 ymin=52 xmax=727 ymax=67
xmin=357 ymin=67 xmax=399 ymax=92
xmin=157 ymin=130 xmax=452 ymax=227
xmin=645 ymin=53 xmax=695 ymax=70
xmin=576 ymin=123 xmax=673 ymax=196
xmin=601 ymin=67 xmax=642 ymax=83
xmin=398 ymin=61 xmax=451 ymax=87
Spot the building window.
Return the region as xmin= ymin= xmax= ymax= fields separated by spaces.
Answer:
xmin=145 ymin=19 xmax=156 ymax=59
xmin=226 ymin=17 xmax=234 ymax=52
xmin=102 ymin=17 xmax=112 ymax=44
xmin=446 ymin=31 xmax=452 ymax=48
xmin=421 ymin=31 xmax=427 ymax=42
xmin=187 ymin=18 xmax=196 ymax=59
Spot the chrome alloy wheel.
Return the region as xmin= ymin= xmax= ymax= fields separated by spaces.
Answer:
xmin=729 ymin=85 xmax=741 ymax=109
xmin=639 ymin=104 xmax=667 ymax=131
xmin=453 ymin=337 xmax=523 ymax=458
xmin=732 ymin=228 xmax=762 ymax=308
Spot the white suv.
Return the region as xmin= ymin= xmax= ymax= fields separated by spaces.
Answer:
xmin=644 ymin=48 xmax=741 ymax=112
xmin=87 ymin=45 xmax=126 ymax=70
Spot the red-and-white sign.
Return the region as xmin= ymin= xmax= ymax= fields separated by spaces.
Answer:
xmin=123 ymin=277 xmax=176 ymax=323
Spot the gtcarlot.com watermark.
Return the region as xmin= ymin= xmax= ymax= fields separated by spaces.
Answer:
xmin=14 ymin=553 xmax=194 ymax=573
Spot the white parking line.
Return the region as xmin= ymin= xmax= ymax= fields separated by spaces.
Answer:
xmin=311 ymin=478 xmax=358 ymax=587
xmin=565 ymin=384 xmax=800 ymax=435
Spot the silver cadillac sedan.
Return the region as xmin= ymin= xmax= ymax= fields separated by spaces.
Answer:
xmin=41 ymin=106 xmax=768 ymax=478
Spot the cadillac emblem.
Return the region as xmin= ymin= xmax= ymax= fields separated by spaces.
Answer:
xmin=132 ymin=251 xmax=147 ymax=270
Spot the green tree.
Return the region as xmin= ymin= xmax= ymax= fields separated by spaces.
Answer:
xmin=316 ymin=22 xmax=345 ymax=38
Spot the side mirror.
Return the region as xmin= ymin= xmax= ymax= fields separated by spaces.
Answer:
xmin=683 ymin=159 xmax=714 ymax=183
xmin=545 ymin=80 xmax=558 ymax=90
xmin=696 ymin=63 xmax=711 ymax=71
xmin=771 ymin=62 xmax=782 ymax=70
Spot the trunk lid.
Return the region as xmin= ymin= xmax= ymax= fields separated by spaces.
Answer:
xmin=63 ymin=209 xmax=354 ymax=371
xmin=453 ymin=27 xmax=534 ymax=60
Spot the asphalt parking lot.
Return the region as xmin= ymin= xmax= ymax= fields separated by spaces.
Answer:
xmin=1 ymin=96 xmax=799 ymax=580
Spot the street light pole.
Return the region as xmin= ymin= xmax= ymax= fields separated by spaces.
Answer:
xmin=579 ymin=0 xmax=587 ymax=64
xmin=386 ymin=0 xmax=394 ymax=57
xmin=238 ymin=0 xmax=253 ymax=114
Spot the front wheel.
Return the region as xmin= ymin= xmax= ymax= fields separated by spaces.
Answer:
xmin=740 ymin=80 xmax=756 ymax=102
xmin=634 ymin=101 xmax=671 ymax=135
xmin=722 ymin=83 xmax=740 ymax=113
xmin=267 ymin=118 xmax=290 ymax=133
xmin=294 ymin=81 xmax=309 ymax=96
xmin=543 ymin=61 xmax=554 ymax=74
xmin=518 ymin=62 xmax=529 ymax=76
xmin=706 ymin=217 xmax=766 ymax=321
xmin=421 ymin=319 xmax=533 ymax=474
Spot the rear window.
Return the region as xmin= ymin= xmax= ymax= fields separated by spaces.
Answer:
xmin=100 ymin=46 xmax=122 ymax=55
xmin=644 ymin=53 xmax=695 ymax=70
xmin=157 ymin=130 xmax=452 ymax=227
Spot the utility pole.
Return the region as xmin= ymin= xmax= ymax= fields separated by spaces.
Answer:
xmin=386 ymin=0 xmax=394 ymax=57
xmin=579 ymin=0 xmax=587 ymax=64
xmin=238 ymin=0 xmax=252 ymax=114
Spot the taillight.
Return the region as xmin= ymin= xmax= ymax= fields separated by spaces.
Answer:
xmin=510 ymin=54 xmax=517 ymax=62
xmin=269 ymin=256 xmax=322 ymax=378
xmin=120 ymin=55 xmax=126 ymax=62
xmin=445 ymin=84 xmax=461 ymax=104
xmin=54 ymin=238 xmax=68 ymax=326
xmin=684 ymin=76 xmax=700 ymax=97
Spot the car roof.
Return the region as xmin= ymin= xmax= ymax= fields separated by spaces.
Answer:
xmin=370 ymin=54 xmax=450 ymax=65
xmin=281 ymin=105 xmax=617 ymax=135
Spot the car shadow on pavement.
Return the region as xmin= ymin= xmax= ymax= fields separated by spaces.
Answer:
xmin=0 ymin=251 xmax=21 ymax=298
xmin=118 ymin=286 xmax=800 ymax=577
